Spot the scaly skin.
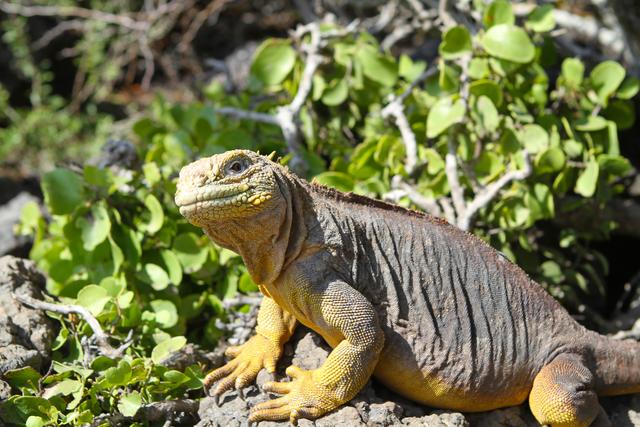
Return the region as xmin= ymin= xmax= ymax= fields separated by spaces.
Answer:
xmin=175 ymin=150 xmax=640 ymax=426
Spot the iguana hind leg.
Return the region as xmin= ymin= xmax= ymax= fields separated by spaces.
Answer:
xmin=529 ymin=354 xmax=611 ymax=427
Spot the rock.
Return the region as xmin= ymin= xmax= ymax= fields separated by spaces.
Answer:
xmin=196 ymin=323 xmax=640 ymax=426
xmin=0 ymin=191 xmax=39 ymax=257
xmin=0 ymin=256 xmax=56 ymax=375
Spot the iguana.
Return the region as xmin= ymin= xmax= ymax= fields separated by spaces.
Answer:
xmin=175 ymin=149 xmax=640 ymax=426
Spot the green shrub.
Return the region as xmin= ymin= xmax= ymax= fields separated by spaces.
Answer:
xmin=4 ymin=1 xmax=637 ymax=424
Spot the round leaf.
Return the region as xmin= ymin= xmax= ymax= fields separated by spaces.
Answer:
xmin=42 ymin=169 xmax=85 ymax=215
xmin=143 ymin=194 xmax=164 ymax=235
xmin=355 ymin=44 xmax=398 ymax=87
xmin=590 ymin=61 xmax=625 ymax=103
xmin=426 ymin=97 xmax=466 ymax=138
xmin=250 ymin=39 xmax=296 ymax=85
xmin=574 ymin=159 xmax=599 ymax=197
xmin=143 ymin=263 xmax=170 ymax=291
xmin=118 ymin=391 xmax=142 ymax=417
xmin=321 ymin=78 xmax=349 ymax=106
xmin=536 ymin=147 xmax=566 ymax=174
xmin=483 ymin=0 xmax=514 ymax=28
xmin=481 ymin=24 xmax=535 ymax=64
xmin=313 ymin=172 xmax=355 ymax=192
xmin=76 ymin=285 xmax=111 ymax=316
xmin=151 ymin=300 xmax=179 ymax=329
xmin=439 ymin=26 xmax=472 ymax=59
xmin=469 ymin=79 xmax=503 ymax=106
xmin=79 ymin=203 xmax=111 ymax=251
xmin=526 ymin=4 xmax=555 ymax=32
xmin=617 ymin=76 xmax=640 ymax=100
xmin=172 ymin=233 xmax=209 ymax=272
xmin=519 ymin=124 xmax=548 ymax=153
xmin=561 ymin=58 xmax=584 ymax=88
xmin=574 ymin=116 xmax=608 ymax=131
xmin=151 ymin=336 xmax=187 ymax=364
xmin=104 ymin=360 xmax=132 ymax=386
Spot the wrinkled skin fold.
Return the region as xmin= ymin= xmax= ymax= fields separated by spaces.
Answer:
xmin=176 ymin=150 xmax=640 ymax=426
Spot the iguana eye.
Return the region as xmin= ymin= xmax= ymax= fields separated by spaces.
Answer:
xmin=225 ymin=159 xmax=247 ymax=175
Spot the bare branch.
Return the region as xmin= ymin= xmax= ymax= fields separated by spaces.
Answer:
xmin=178 ymin=0 xmax=231 ymax=53
xmin=458 ymin=151 xmax=533 ymax=231
xmin=389 ymin=176 xmax=442 ymax=217
xmin=215 ymin=107 xmax=279 ymax=125
xmin=381 ymin=67 xmax=437 ymax=174
xmin=0 ymin=2 xmax=147 ymax=31
xmin=32 ymin=19 xmax=85 ymax=50
xmin=445 ymin=138 xmax=466 ymax=222
xmin=438 ymin=0 xmax=456 ymax=29
xmin=12 ymin=293 xmax=126 ymax=358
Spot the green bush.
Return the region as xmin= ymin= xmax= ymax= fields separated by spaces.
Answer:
xmin=4 ymin=1 xmax=637 ymax=424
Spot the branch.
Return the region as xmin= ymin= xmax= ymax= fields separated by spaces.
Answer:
xmin=381 ymin=67 xmax=438 ymax=175
xmin=388 ymin=176 xmax=442 ymax=217
xmin=178 ymin=0 xmax=231 ymax=53
xmin=12 ymin=293 xmax=128 ymax=358
xmin=438 ymin=0 xmax=456 ymax=29
xmin=215 ymin=107 xmax=279 ymax=125
xmin=445 ymin=138 xmax=466 ymax=222
xmin=458 ymin=151 xmax=532 ymax=231
xmin=0 ymin=2 xmax=147 ymax=31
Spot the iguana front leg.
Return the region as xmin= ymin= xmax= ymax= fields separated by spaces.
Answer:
xmin=204 ymin=296 xmax=296 ymax=395
xmin=249 ymin=280 xmax=385 ymax=424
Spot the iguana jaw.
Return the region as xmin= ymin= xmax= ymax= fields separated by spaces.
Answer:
xmin=175 ymin=150 xmax=278 ymax=226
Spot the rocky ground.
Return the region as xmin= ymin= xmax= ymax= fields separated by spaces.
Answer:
xmin=197 ymin=321 xmax=640 ymax=427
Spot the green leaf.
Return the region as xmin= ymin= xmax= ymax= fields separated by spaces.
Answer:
xmin=313 ymin=172 xmax=355 ymax=192
xmin=76 ymin=285 xmax=111 ymax=316
xmin=473 ymin=95 xmax=499 ymax=133
xmin=439 ymin=26 xmax=472 ymax=59
xmin=574 ymin=159 xmax=599 ymax=197
xmin=426 ymin=97 xmax=466 ymax=138
xmin=483 ymin=0 xmax=514 ymax=28
xmin=399 ymin=54 xmax=426 ymax=81
xmin=590 ymin=60 xmax=626 ymax=103
xmin=104 ymin=360 xmax=132 ymax=386
xmin=118 ymin=391 xmax=142 ymax=417
xmin=143 ymin=162 xmax=161 ymax=186
xmin=536 ymin=147 xmax=566 ymax=174
xmin=143 ymin=263 xmax=170 ymax=291
xmin=469 ymin=79 xmax=503 ymax=106
xmin=250 ymin=39 xmax=296 ymax=85
xmin=598 ymin=154 xmax=631 ymax=176
xmin=3 ymin=367 xmax=41 ymax=391
xmin=424 ymin=149 xmax=445 ymax=175
xmin=526 ymin=4 xmax=555 ymax=32
xmin=172 ymin=233 xmax=209 ymax=272
xmin=160 ymin=249 xmax=183 ymax=285
xmin=78 ymin=202 xmax=111 ymax=251
xmin=355 ymin=44 xmax=398 ymax=87
xmin=603 ymin=100 xmax=635 ymax=130
xmin=143 ymin=194 xmax=164 ymax=235
xmin=561 ymin=58 xmax=584 ymax=88
xmin=151 ymin=300 xmax=179 ymax=329
xmin=239 ymin=271 xmax=259 ymax=293
xmin=574 ymin=115 xmax=608 ymax=131
xmin=42 ymin=169 xmax=85 ymax=215
xmin=563 ymin=139 xmax=583 ymax=158
xmin=151 ymin=336 xmax=187 ymax=364
xmin=617 ymin=76 xmax=640 ymax=99
xmin=321 ymin=78 xmax=349 ymax=106
xmin=519 ymin=124 xmax=548 ymax=153
xmin=481 ymin=24 xmax=535 ymax=64
xmin=26 ymin=416 xmax=45 ymax=427
xmin=42 ymin=379 xmax=81 ymax=398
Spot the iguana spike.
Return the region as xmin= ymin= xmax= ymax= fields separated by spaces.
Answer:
xmin=267 ymin=151 xmax=277 ymax=161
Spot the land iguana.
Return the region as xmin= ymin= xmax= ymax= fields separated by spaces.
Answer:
xmin=175 ymin=149 xmax=640 ymax=426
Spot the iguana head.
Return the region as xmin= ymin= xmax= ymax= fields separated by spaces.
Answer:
xmin=175 ymin=149 xmax=280 ymax=227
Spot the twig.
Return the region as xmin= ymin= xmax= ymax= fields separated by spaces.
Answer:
xmin=381 ymin=67 xmax=438 ymax=175
xmin=178 ymin=0 xmax=231 ymax=53
xmin=0 ymin=2 xmax=147 ymax=31
xmin=438 ymin=0 xmax=456 ymax=29
xmin=388 ymin=176 xmax=442 ymax=217
xmin=32 ymin=19 xmax=85 ymax=50
xmin=458 ymin=152 xmax=533 ymax=231
xmin=12 ymin=293 xmax=127 ymax=358
xmin=445 ymin=138 xmax=466 ymax=222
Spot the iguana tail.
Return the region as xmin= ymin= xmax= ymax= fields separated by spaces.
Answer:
xmin=592 ymin=332 xmax=640 ymax=395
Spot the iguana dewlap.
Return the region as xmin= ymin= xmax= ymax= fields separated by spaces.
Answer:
xmin=175 ymin=150 xmax=639 ymax=426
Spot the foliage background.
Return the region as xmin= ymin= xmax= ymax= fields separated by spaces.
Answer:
xmin=1 ymin=0 xmax=639 ymax=425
